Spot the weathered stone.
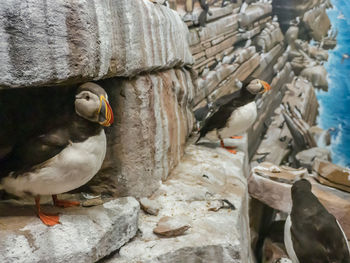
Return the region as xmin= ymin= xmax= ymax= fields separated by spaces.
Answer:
xmin=262 ymin=238 xmax=288 ymax=263
xmin=239 ymin=2 xmax=272 ymax=28
xmin=87 ymin=69 xmax=195 ymax=198
xmin=140 ymin=197 xmax=160 ymax=216
xmin=313 ymin=159 xmax=350 ymax=193
xmin=189 ymin=29 xmax=200 ymax=46
xmin=0 ymin=0 xmax=193 ymax=88
xmin=153 ymin=216 xmax=191 ymax=237
xmin=273 ymin=52 xmax=289 ymax=74
xmin=295 ymin=147 xmax=331 ymax=171
xmin=255 ymin=22 xmax=284 ymax=52
xmin=285 ymin=26 xmax=299 ymax=48
xmin=302 ymin=5 xmax=330 ymax=41
xmin=198 ymin=14 xmax=239 ymax=42
xmin=105 ymin=141 xmax=253 ymax=263
xmin=250 ymin=44 xmax=283 ymax=79
xmin=300 ymin=65 xmax=328 ymax=91
xmin=282 ymin=77 xmax=319 ymax=126
xmin=205 ymin=34 xmax=240 ymax=58
xmin=272 ymin=0 xmax=322 ymax=31
xmin=0 ymin=197 xmax=139 ymax=263
xmin=82 ymin=197 xmax=104 ymax=207
xmin=235 ymin=46 xmax=256 ymax=64
xmin=309 ymin=126 xmax=331 ymax=146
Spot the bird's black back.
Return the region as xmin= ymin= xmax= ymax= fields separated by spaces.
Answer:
xmin=290 ymin=183 xmax=350 ymax=263
xmin=197 ymin=88 xmax=255 ymax=141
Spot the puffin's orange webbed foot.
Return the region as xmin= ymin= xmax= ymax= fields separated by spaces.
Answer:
xmin=230 ymin=136 xmax=243 ymax=139
xmin=38 ymin=212 xmax=60 ymax=226
xmin=220 ymin=139 xmax=237 ymax=154
xmin=52 ymin=195 xmax=80 ymax=208
xmin=225 ymin=148 xmax=237 ymax=154
xmin=35 ymin=196 xmax=60 ymax=226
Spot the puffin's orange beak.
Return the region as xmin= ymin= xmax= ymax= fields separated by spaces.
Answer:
xmin=98 ymin=95 xmax=114 ymax=127
xmin=260 ymin=80 xmax=271 ymax=93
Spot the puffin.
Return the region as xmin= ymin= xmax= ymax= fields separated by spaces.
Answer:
xmin=284 ymin=179 xmax=350 ymax=263
xmin=195 ymin=79 xmax=271 ymax=154
xmin=0 ymin=82 xmax=114 ymax=226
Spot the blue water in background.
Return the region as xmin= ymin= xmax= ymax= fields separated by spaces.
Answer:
xmin=316 ymin=0 xmax=350 ymax=167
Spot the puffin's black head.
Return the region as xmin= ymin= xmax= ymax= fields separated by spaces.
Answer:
xmin=75 ymin=82 xmax=114 ymax=127
xmin=291 ymin=179 xmax=312 ymax=197
xmin=246 ymin=79 xmax=271 ymax=95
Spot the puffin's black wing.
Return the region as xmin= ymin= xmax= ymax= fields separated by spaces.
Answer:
xmin=290 ymin=195 xmax=350 ymax=263
xmin=0 ymin=128 xmax=70 ymax=178
xmin=197 ymin=89 xmax=254 ymax=141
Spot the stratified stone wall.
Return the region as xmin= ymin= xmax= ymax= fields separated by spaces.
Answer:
xmin=178 ymin=0 xmax=292 ymax=157
xmin=0 ymin=0 xmax=193 ymax=88
xmin=88 ymin=69 xmax=195 ymax=197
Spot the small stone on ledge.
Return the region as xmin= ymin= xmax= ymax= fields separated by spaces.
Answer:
xmin=153 ymin=216 xmax=191 ymax=237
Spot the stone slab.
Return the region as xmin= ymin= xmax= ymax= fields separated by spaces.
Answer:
xmin=104 ymin=139 xmax=253 ymax=263
xmin=0 ymin=0 xmax=194 ymax=88
xmin=0 ymin=197 xmax=139 ymax=263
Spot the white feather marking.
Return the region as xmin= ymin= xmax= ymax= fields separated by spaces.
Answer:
xmin=284 ymin=215 xmax=300 ymax=263
xmin=336 ymin=219 xmax=350 ymax=254
xmin=218 ymin=101 xmax=257 ymax=138
xmin=2 ymin=130 xmax=106 ymax=197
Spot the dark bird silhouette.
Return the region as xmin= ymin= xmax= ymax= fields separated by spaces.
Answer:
xmin=284 ymin=179 xmax=350 ymax=263
xmin=0 ymin=82 xmax=114 ymax=226
xmin=195 ymin=79 xmax=271 ymax=154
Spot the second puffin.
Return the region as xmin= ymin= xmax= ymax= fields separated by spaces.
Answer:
xmin=195 ymin=79 xmax=271 ymax=154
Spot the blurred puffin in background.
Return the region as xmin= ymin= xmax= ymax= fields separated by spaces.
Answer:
xmin=0 ymin=82 xmax=114 ymax=226
xmin=195 ymin=79 xmax=271 ymax=154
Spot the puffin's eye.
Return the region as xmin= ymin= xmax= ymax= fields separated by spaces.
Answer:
xmin=85 ymin=94 xmax=90 ymax=101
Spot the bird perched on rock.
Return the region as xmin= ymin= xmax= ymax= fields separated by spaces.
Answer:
xmin=284 ymin=179 xmax=350 ymax=263
xmin=195 ymin=79 xmax=271 ymax=154
xmin=0 ymin=82 xmax=114 ymax=226
xmin=198 ymin=0 xmax=212 ymax=27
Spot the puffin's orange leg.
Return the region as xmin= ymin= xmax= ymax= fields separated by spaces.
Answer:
xmin=35 ymin=196 xmax=60 ymax=226
xmin=230 ymin=136 xmax=243 ymax=139
xmin=220 ymin=139 xmax=237 ymax=154
xmin=52 ymin=195 xmax=80 ymax=208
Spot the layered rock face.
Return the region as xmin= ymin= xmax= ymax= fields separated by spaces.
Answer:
xmin=0 ymin=0 xmax=193 ymax=88
xmin=87 ymin=69 xmax=195 ymax=197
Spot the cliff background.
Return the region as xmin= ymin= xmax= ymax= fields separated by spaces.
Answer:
xmin=0 ymin=0 xmax=343 ymax=262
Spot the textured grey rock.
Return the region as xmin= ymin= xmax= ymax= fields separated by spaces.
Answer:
xmin=295 ymin=147 xmax=331 ymax=171
xmin=0 ymin=0 xmax=193 ymax=88
xmin=105 ymin=140 xmax=253 ymax=263
xmin=300 ymin=65 xmax=328 ymax=91
xmin=239 ymin=2 xmax=272 ymax=28
xmin=302 ymin=5 xmax=330 ymax=41
xmin=255 ymin=22 xmax=284 ymax=52
xmin=88 ymin=68 xmax=195 ymax=197
xmin=309 ymin=126 xmax=331 ymax=146
xmin=198 ymin=14 xmax=239 ymax=42
xmin=0 ymin=197 xmax=139 ymax=263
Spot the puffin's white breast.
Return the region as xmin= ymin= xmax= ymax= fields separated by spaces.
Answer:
xmin=284 ymin=215 xmax=300 ymax=263
xmin=2 ymin=129 xmax=107 ymax=197
xmin=218 ymin=101 xmax=257 ymax=138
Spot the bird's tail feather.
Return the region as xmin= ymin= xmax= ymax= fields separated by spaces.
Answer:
xmin=195 ymin=134 xmax=202 ymax=144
